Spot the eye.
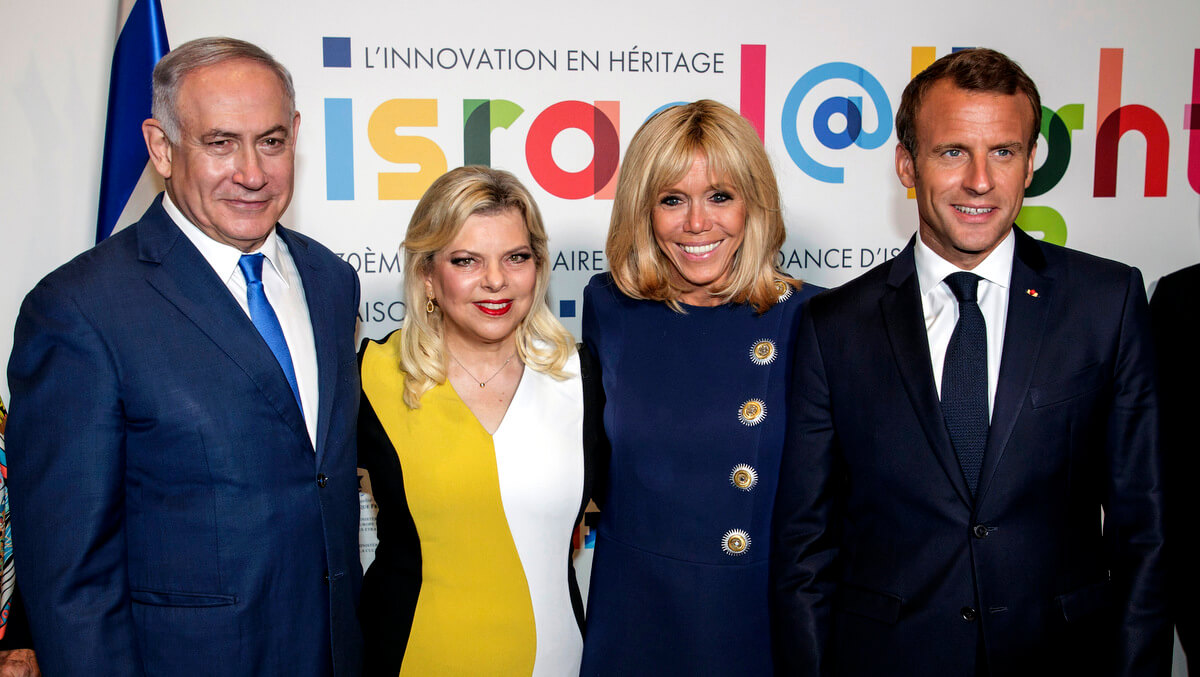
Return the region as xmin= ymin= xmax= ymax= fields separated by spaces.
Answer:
xmin=943 ymin=149 xmax=963 ymax=158
xmin=710 ymin=191 xmax=735 ymax=203
xmin=659 ymin=195 xmax=684 ymax=207
xmin=508 ymin=252 xmax=533 ymax=264
xmin=260 ymin=137 xmax=288 ymax=153
xmin=205 ymin=138 xmax=237 ymax=155
xmin=450 ymin=256 xmax=475 ymax=267
xmin=994 ymin=148 xmax=1013 ymax=158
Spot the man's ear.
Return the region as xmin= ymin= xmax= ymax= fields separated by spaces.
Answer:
xmin=896 ymin=142 xmax=916 ymax=189
xmin=142 ymin=119 xmax=174 ymax=179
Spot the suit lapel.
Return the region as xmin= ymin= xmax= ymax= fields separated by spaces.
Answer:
xmin=136 ymin=198 xmax=310 ymax=446
xmin=976 ymin=228 xmax=1053 ymax=504
xmin=281 ymin=228 xmax=338 ymax=465
xmin=881 ymin=243 xmax=973 ymax=507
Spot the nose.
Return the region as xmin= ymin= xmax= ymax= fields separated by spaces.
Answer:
xmin=683 ymin=203 xmax=711 ymax=234
xmin=481 ymin=258 xmax=507 ymax=291
xmin=964 ymin=155 xmax=994 ymax=195
xmin=233 ymin=147 xmax=267 ymax=190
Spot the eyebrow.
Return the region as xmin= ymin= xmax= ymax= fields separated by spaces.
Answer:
xmin=656 ymin=182 xmax=736 ymax=194
xmin=258 ymin=125 xmax=291 ymax=139
xmin=929 ymin=140 xmax=1025 ymax=154
xmin=447 ymin=245 xmax=533 ymax=258
xmin=200 ymin=125 xmax=290 ymax=141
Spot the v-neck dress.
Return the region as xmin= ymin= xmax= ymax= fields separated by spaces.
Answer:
xmin=357 ymin=330 xmax=586 ymax=676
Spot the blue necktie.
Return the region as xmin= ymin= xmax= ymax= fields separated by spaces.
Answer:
xmin=238 ymin=253 xmax=303 ymax=415
xmin=941 ymin=272 xmax=988 ymax=496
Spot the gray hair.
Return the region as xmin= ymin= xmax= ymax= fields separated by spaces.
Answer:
xmin=151 ymin=37 xmax=296 ymax=144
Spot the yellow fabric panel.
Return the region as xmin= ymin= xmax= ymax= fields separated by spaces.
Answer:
xmin=361 ymin=336 xmax=536 ymax=676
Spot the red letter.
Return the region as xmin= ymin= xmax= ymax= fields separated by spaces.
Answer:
xmin=526 ymin=101 xmax=620 ymax=200
xmin=1093 ymin=48 xmax=1170 ymax=198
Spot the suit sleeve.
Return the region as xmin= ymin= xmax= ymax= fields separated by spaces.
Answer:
xmin=770 ymin=304 xmax=842 ymax=676
xmin=1105 ymin=267 xmax=1172 ymax=675
xmin=5 ymin=278 xmax=142 ymax=674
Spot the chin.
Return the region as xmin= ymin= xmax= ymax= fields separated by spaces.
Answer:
xmin=470 ymin=330 xmax=520 ymax=346
xmin=680 ymin=269 xmax=725 ymax=289
xmin=470 ymin=319 xmax=523 ymax=341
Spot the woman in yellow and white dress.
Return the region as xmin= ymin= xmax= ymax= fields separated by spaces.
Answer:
xmin=357 ymin=166 xmax=594 ymax=676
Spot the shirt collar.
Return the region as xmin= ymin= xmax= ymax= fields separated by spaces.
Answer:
xmin=914 ymin=227 xmax=1015 ymax=297
xmin=162 ymin=192 xmax=289 ymax=287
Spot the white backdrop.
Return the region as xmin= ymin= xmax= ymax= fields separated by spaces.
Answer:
xmin=1 ymin=0 xmax=1197 ymax=670
xmin=3 ymin=0 xmax=1199 ymax=396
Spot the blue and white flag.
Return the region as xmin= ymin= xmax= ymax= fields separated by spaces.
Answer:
xmin=96 ymin=0 xmax=168 ymax=243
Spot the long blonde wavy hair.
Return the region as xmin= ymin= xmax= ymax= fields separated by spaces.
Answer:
xmin=398 ymin=165 xmax=575 ymax=409
xmin=606 ymin=99 xmax=800 ymax=313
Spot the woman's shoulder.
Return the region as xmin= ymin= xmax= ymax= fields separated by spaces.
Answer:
xmin=585 ymin=272 xmax=668 ymax=317
xmin=359 ymin=326 xmax=403 ymax=350
xmin=767 ymin=278 xmax=824 ymax=313
xmin=563 ymin=348 xmax=581 ymax=379
xmin=584 ymin=272 xmax=620 ymax=304
xmin=358 ymin=328 xmax=405 ymax=375
xmin=734 ymin=279 xmax=825 ymax=336
xmin=788 ymin=279 xmax=825 ymax=306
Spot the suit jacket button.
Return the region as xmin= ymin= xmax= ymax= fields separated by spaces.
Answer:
xmin=749 ymin=339 xmax=777 ymax=365
xmin=730 ymin=464 xmax=758 ymax=491
xmin=317 ymin=473 xmax=329 ymax=488
xmin=738 ymin=399 xmax=766 ymax=427
xmin=721 ymin=529 xmax=751 ymax=556
xmin=972 ymin=524 xmax=989 ymax=538
xmin=961 ymin=606 xmax=977 ymax=622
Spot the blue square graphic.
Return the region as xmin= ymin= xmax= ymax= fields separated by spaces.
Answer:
xmin=323 ymin=37 xmax=351 ymax=68
xmin=559 ymin=300 xmax=576 ymax=318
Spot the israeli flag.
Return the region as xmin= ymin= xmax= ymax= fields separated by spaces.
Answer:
xmin=96 ymin=0 xmax=169 ymax=242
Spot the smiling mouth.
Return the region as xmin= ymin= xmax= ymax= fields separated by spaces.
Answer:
xmin=474 ymin=300 xmax=513 ymax=316
xmin=679 ymin=242 xmax=720 ymax=256
xmin=224 ymin=198 xmax=271 ymax=211
xmin=955 ymin=205 xmax=994 ymax=216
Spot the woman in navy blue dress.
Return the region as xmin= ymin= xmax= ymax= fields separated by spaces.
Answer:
xmin=580 ymin=99 xmax=820 ymax=675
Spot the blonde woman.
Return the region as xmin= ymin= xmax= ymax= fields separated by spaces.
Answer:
xmin=580 ymin=100 xmax=820 ymax=675
xmin=357 ymin=166 xmax=594 ymax=676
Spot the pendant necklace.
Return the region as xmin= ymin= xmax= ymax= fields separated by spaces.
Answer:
xmin=449 ymin=349 xmax=516 ymax=388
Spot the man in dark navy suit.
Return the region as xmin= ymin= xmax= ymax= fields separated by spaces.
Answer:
xmin=1151 ymin=263 xmax=1200 ymax=673
xmin=771 ymin=48 xmax=1170 ymax=676
xmin=6 ymin=37 xmax=362 ymax=676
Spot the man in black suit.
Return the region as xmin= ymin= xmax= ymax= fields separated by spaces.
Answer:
xmin=771 ymin=48 xmax=1170 ymax=675
xmin=1151 ymin=264 xmax=1200 ymax=673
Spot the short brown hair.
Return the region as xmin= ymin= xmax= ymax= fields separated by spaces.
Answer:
xmin=606 ymin=99 xmax=797 ymax=313
xmin=896 ymin=48 xmax=1041 ymax=158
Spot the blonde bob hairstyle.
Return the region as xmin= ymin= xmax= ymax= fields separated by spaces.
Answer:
xmin=607 ymin=99 xmax=799 ymax=313
xmin=398 ymin=165 xmax=575 ymax=409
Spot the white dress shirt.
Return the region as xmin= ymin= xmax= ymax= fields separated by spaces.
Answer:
xmin=914 ymin=230 xmax=1014 ymax=420
xmin=163 ymin=194 xmax=319 ymax=446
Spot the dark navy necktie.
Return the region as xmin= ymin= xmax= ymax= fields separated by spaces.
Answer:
xmin=941 ymin=271 xmax=988 ymax=496
xmin=238 ymin=253 xmax=303 ymax=416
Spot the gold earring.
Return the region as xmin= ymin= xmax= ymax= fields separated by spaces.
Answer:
xmin=426 ymin=296 xmax=436 ymax=313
